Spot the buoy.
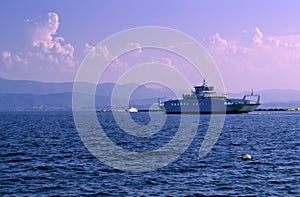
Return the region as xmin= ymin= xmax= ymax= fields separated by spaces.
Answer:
xmin=241 ymin=154 xmax=252 ymax=160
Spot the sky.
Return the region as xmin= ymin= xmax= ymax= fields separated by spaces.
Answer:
xmin=1 ymin=0 xmax=300 ymax=92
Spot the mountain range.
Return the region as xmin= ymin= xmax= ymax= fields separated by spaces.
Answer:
xmin=0 ymin=77 xmax=299 ymax=111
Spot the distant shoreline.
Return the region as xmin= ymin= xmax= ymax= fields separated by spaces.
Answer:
xmin=0 ymin=107 xmax=300 ymax=112
xmin=255 ymin=107 xmax=300 ymax=111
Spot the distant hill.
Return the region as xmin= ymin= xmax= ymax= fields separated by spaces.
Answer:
xmin=0 ymin=92 xmax=73 ymax=111
xmin=0 ymin=77 xmax=74 ymax=94
xmin=0 ymin=77 xmax=299 ymax=111
xmin=0 ymin=77 xmax=172 ymax=99
xmin=0 ymin=77 xmax=175 ymax=111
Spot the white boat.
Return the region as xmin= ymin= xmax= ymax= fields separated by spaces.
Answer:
xmin=128 ymin=107 xmax=138 ymax=113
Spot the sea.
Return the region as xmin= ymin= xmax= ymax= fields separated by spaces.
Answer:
xmin=0 ymin=111 xmax=299 ymax=196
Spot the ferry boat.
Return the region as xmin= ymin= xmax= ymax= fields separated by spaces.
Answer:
xmin=158 ymin=80 xmax=260 ymax=114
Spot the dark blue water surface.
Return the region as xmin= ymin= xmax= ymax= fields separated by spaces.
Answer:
xmin=0 ymin=111 xmax=299 ymax=196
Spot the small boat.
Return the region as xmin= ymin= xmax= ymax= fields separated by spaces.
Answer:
xmin=128 ymin=107 xmax=138 ymax=113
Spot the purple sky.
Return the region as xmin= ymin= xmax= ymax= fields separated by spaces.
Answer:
xmin=1 ymin=0 xmax=300 ymax=92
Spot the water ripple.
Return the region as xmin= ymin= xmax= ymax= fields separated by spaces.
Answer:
xmin=0 ymin=111 xmax=299 ymax=196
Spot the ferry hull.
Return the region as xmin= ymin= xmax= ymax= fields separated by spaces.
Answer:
xmin=159 ymin=101 xmax=260 ymax=114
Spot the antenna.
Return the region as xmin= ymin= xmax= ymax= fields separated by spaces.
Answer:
xmin=202 ymin=79 xmax=207 ymax=86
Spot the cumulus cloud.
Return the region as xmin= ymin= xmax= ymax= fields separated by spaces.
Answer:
xmin=208 ymin=27 xmax=290 ymax=56
xmin=32 ymin=12 xmax=59 ymax=49
xmin=265 ymin=37 xmax=280 ymax=47
xmin=83 ymin=43 xmax=117 ymax=61
xmin=252 ymin=27 xmax=263 ymax=45
xmin=239 ymin=27 xmax=263 ymax=47
xmin=83 ymin=43 xmax=96 ymax=54
xmin=127 ymin=42 xmax=143 ymax=54
xmin=0 ymin=11 xmax=79 ymax=82
xmin=1 ymin=51 xmax=13 ymax=66
xmin=206 ymin=27 xmax=300 ymax=91
xmin=209 ymin=33 xmax=231 ymax=53
xmin=98 ymin=46 xmax=114 ymax=61
xmin=1 ymin=11 xmax=76 ymax=74
xmin=211 ymin=33 xmax=228 ymax=46
xmin=31 ymin=12 xmax=75 ymax=67
xmin=1 ymin=51 xmax=27 ymax=69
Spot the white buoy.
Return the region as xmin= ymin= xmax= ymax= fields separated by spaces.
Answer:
xmin=241 ymin=154 xmax=252 ymax=160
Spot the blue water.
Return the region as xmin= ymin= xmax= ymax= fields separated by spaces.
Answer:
xmin=0 ymin=111 xmax=299 ymax=196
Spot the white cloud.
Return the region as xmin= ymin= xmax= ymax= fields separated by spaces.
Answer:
xmin=1 ymin=51 xmax=27 ymax=69
xmin=211 ymin=33 xmax=228 ymax=46
xmin=2 ymin=51 xmax=12 ymax=66
xmin=239 ymin=27 xmax=264 ymax=47
xmin=0 ymin=12 xmax=78 ymax=82
xmin=84 ymin=42 xmax=143 ymax=60
xmin=206 ymin=27 xmax=300 ymax=91
xmin=209 ymin=33 xmax=232 ymax=53
xmin=97 ymin=45 xmax=127 ymax=69
xmin=265 ymin=37 xmax=280 ymax=47
xmin=252 ymin=27 xmax=263 ymax=45
xmin=32 ymin=12 xmax=59 ymax=49
xmin=127 ymin=42 xmax=142 ymax=54
xmin=83 ymin=43 xmax=116 ymax=61
xmin=98 ymin=46 xmax=113 ymax=61
xmin=83 ymin=43 xmax=96 ymax=54
xmin=31 ymin=12 xmax=75 ymax=67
